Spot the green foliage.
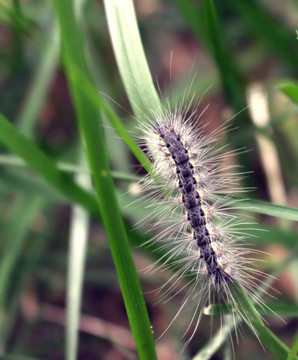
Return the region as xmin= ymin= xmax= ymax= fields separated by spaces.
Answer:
xmin=0 ymin=0 xmax=297 ymax=359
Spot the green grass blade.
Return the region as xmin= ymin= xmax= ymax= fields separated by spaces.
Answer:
xmin=173 ymin=0 xmax=247 ymax=112
xmin=277 ymin=81 xmax=298 ymax=105
xmin=193 ymin=317 xmax=235 ymax=360
xmin=172 ymin=0 xmax=208 ymax=47
xmin=16 ymin=15 xmax=60 ymax=138
xmin=232 ymin=0 xmax=298 ymax=75
xmin=206 ymin=302 xmax=298 ymax=317
xmin=288 ymin=332 xmax=298 ymax=360
xmin=67 ymin=65 xmax=153 ymax=174
xmin=2 ymin=354 xmax=39 ymax=360
xmin=0 ymin=154 xmax=140 ymax=182
xmin=54 ymin=0 xmax=157 ymax=359
xmin=245 ymin=224 xmax=297 ymax=248
xmin=0 ymin=195 xmax=43 ymax=308
xmin=229 ymin=283 xmax=293 ymax=360
xmin=0 ymin=215 xmax=48 ymax=355
xmin=0 ymin=167 xmax=64 ymax=203
xmin=103 ymin=0 xmax=161 ymax=118
xmin=66 ymin=152 xmax=90 ymax=360
xmin=64 ymin=2 xmax=92 ymax=358
xmin=202 ymin=0 xmax=247 ymax=112
xmin=238 ymin=199 xmax=298 ymax=221
xmin=0 ymin=114 xmax=99 ymax=217
xmin=0 ymin=195 xmax=44 ymax=354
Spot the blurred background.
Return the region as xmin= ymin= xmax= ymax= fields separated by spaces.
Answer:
xmin=0 ymin=0 xmax=297 ymax=359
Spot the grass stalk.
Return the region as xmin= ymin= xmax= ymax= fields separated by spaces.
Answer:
xmin=54 ymin=0 xmax=157 ymax=358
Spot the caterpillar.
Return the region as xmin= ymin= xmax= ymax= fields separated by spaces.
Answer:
xmin=130 ymin=94 xmax=270 ymax=347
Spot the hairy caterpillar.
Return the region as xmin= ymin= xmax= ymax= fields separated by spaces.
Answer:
xmin=130 ymin=92 xmax=270 ymax=347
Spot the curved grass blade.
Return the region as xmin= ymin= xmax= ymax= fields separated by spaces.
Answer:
xmin=229 ymin=283 xmax=292 ymax=360
xmin=66 ymin=152 xmax=90 ymax=360
xmin=0 ymin=154 xmax=141 ymax=182
xmin=206 ymin=302 xmax=298 ymax=317
xmin=0 ymin=114 xmax=99 ymax=217
xmin=103 ymin=0 xmax=161 ymax=118
xmin=288 ymin=332 xmax=298 ymax=360
xmin=66 ymin=65 xmax=153 ymax=174
xmin=238 ymin=199 xmax=298 ymax=221
xmin=173 ymin=0 xmax=247 ymax=113
xmin=54 ymin=0 xmax=157 ymax=359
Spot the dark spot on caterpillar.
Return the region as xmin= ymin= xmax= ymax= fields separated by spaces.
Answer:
xmin=179 ymin=166 xmax=193 ymax=178
xmin=182 ymin=183 xmax=193 ymax=193
xmin=176 ymin=157 xmax=188 ymax=166
xmin=205 ymin=256 xmax=212 ymax=265
xmin=190 ymin=213 xmax=206 ymax=227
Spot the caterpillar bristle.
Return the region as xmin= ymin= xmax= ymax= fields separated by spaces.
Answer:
xmin=128 ymin=91 xmax=272 ymax=348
